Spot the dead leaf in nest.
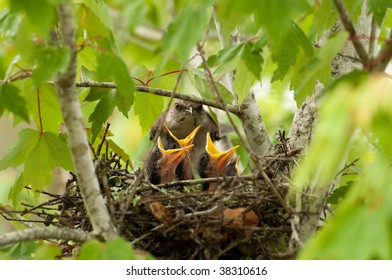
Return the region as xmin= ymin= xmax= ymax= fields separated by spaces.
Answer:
xmin=147 ymin=202 xmax=173 ymax=227
xmin=223 ymin=207 xmax=259 ymax=237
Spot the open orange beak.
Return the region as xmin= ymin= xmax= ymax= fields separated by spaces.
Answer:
xmin=158 ymin=136 xmax=194 ymax=167
xmin=205 ymin=132 xmax=239 ymax=175
xmin=164 ymin=123 xmax=201 ymax=147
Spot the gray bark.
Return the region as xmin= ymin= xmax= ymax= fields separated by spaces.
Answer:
xmin=54 ymin=2 xmax=117 ymax=240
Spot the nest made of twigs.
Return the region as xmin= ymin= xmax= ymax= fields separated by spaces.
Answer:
xmin=2 ymin=129 xmax=296 ymax=260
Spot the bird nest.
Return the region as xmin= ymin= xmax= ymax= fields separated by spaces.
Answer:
xmin=3 ymin=130 xmax=296 ymax=260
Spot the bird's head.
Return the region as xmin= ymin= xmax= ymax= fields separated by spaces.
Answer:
xmin=157 ymin=136 xmax=194 ymax=182
xmin=164 ymin=123 xmax=201 ymax=147
xmin=199 ymin=132 xmax=239 ymax=178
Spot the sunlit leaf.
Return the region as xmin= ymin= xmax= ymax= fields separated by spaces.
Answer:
xmin=134 ymin=91 xmax=164 ymax=133
xmin=32 ymin=46 xmax=70 ymax=86
xmin=10 ymin=0 xmax=57 ymax=37
xmin=97 ymin=54 xmax=135 ymax=117
xmin=300 ymin=158 xmax=392 ymax=259
xmin=291 ymin=32 xmax=347 ymax=106
xmin=32 ymin=243 xmax=62 ymax=260
xmin=0 ymin=128 xmax=74 ymax=193
xmin=85 ymin=88 xmax=117 ymax=143
xmin=0 ymin=83 xmax=29 ymax=121
xmin=29 ymin=84 xmax=63 ymax=133
xmin=157 ymin=0 xmax=213 ymax=62
xmin=78 ymin=237 xmax=152 ymax=260
xmin=271 ymin=22 xmax=313 ymax=82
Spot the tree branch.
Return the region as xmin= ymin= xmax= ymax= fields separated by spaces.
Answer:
xmin=75 ymin=81 xmax=240 ymax=115
xmin=371 ymin=30 xmax=392 ymax=72
xmin=0 ymin=228 xmax=93 ymax=247
xmin=54 ymin=2 xmax=117 ymax=240
xmin=332 ymin=0 xmax=370 ymax=66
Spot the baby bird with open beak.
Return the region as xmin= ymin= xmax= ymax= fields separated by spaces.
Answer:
xmin=198 ymin=132 xmax=239 ymax=191
xmin=163 ymin=123 xmax=201 ymax=181
xmin=146 ymin=136 xmax=194 ymax=184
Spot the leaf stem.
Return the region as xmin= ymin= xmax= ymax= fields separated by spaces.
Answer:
xmin=37 ymin=88 xmax=44 ymax=135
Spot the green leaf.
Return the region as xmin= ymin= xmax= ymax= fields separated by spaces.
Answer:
xmin=8 ymin=171 xmax=25 ymax=207
xmin=10 ymin=0 xmax=57 ymax=37
xmin=0 ymin=9 xmax=21 ymax=37
xmin=300 ymin=158 xmax=392 ymax=259
xmin=234 ymin=60 xmax=257 ymax=104
xmin=186 ymin=68 xmax=233 ymax=104
xmin=134 ymin=91 xmax=164 ymax=133
xmin=0 ymin=129 xmax=74 ymax=193
xmin=254 ymin=0 xmax=311 ymax=43
xmin=85 ymin=88 xmax=117 ymax=143
xmin=271 ymin=22 xmax=313 ymax=82
xmin=97 ymin=54 xmax=135 ymax=117
xmin=82 ymin=0 xmax=113 ymax=31
xmin=157 ymin=0 xmax=213 ymax=62
xmin=0 ymin=129 xmax=39 ymax=170
xmin=77 ymin=237 xmax=152 ymax=260
xmin=242 ymin=42 xmax=264 ymax=79
xmin=0 ymin=241 xmax=38 ymax=260
xmin=327 ymin=182 xmax=352 ymax=204
xmin=212 ymin=44 xmax=243 ymax=75
xmin=313 ymin=0 xmax=337 ymax=35
xmin=32 ymin=46 xmax=70 ymax=86
xmin=291 ymin=32 xmax=347 ymax=105
xmin=368 ymin=0 xmax=392 ymax=25
xmin=0 ymin=83 xmax=29 ymax=121
xmin=32 ymin=243 xmax=62 ymax=260
xmin=30 ymin=84 xmax=63 ymax=133
xmin=45 ymin=132 xmax=74 ymax=172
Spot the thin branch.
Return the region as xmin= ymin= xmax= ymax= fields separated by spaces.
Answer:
xmin=371 ymin=30 xmax=392 ymax=72
xmin=0 ymin=228 xmax=93 ymax=247
xmin=75 ymin=81 xmax=240 ymax=115
xmin=368 ymin=16 xmax=378 ymax=59
xmin=332 ymin=0 xmax=370 ymax=66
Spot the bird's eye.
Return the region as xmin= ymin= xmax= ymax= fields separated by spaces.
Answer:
xmin=175 ymin=103 xmax=181 ymax=110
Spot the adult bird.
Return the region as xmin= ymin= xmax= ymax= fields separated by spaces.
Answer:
xmin=198 ymin=132 xmax=239 ymax=192
xmin=150 ymin=99 xmax=220 ymax=167
xmin=146 ymin=136 xmax=193 ymax=184
xmin=163 ymin=123 xmax=201 ymax=180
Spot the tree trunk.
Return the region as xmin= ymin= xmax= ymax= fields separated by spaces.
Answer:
xmin=55 ymin=2 xmax=117 ymax=241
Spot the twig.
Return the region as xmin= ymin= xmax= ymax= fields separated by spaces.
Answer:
xmin=332 ymin=0 xmax=370 ymax=66
xmin=96 ymin=122 xmax=111 ymax=156
xmin=130 ymin=224 xmax=164 ymax=246
xmin=370 ymin=30 xmax=392 ymax=72
xmin=368 ymin=16 xmax=377 ymax=59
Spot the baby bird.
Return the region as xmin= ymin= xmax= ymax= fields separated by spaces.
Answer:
xmin=163 ymin=123 xmax=201 ymax=180
xmin=146 ymin=136 xmax=193 ymax=184
xmin=198 ymin=132 xmax=239 ymax=191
